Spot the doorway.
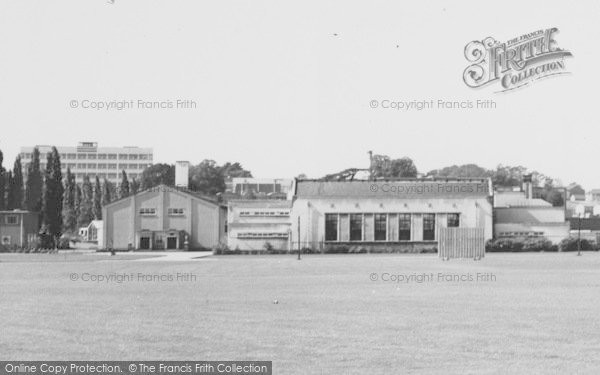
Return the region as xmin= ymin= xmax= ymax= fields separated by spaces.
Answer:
xmin=167 ymin=237 xmax=177 ymax=250
xmin=139 ymin=237 xmax=150 ymax=250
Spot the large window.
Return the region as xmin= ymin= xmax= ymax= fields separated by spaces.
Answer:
xmin=399 ymin=214 xmax=411 ymax=241
xmin=423 ymin=214 xmax=435 ymax=241
xmin=374 ymin=214 xmax=387 ymax=241
xmin=325 ymin=214 xmax=338 ymax=241
xmin=447 ymin=213 xmax=460 ymax=227
xmin=350 ymin=214 xmax=362 ymax=241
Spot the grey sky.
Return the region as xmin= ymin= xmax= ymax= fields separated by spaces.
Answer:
xmin=0 ymin=1 xmax=597 ymax=188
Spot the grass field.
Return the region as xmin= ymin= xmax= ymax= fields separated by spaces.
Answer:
xmin=1 ymin=252 xmax=599 ymax=374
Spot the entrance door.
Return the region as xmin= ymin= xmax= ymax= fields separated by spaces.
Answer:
xmin=140 ymin=237 xmax=150 ymax=250
xmin=167 ymin=237 xmax=177 ymax=250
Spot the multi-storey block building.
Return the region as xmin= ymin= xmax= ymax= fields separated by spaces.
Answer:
xmin=20 ymin=141 xmax=153 ymax=184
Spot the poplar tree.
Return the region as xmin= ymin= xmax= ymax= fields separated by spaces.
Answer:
xmin=11 ymin=156 xmax=24 ymax=209
xmin=102 ymin=179 xmax=112 ymax=206
xmin=77 ymin=175 xmax=94 ymax=228
xmin=93 ymin=175 xmax=102 ymax=220
xmin=5 ymin=171 xmax=16 ymax=209
xmin=25 ymin=147 xmax=43 ymax=213
xmin=0 ymin=150 xmax=5 ymax=210
xmin=130 ymin=177 xmax=140 ymax=195
xmin=74 ymin=184 xmax=82 ymax=227
xmin=41 ymin=147 xmax=64 ymax=248
xmin=62 ymin=168 xmax=77 ymax=233
xmin=119 ymin=170 xmax=130 ymax=199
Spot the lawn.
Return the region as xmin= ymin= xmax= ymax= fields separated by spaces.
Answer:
xmin=1 ymin=252 xmax=599 ymax=374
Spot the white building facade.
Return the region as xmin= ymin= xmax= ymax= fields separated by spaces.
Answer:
xmin=227 ymin=200 xmax=292 ymax=251
xmin=291 ymin=179 xmax=493 ymax=253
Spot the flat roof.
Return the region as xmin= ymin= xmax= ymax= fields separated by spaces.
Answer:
xmin=295 ymin=179 xmax=490 ymax=199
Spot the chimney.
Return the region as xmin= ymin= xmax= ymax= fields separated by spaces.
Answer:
xmin=523 ymin=174 xmax=533 ymax=199
xmin=175 ymin=161 xmax=190 ymax=189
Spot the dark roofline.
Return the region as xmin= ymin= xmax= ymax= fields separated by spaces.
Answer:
xmin=296 ymin=177 xmax=490 ymax=183
xmin=103 ymin=184 xmax=225 ymax=208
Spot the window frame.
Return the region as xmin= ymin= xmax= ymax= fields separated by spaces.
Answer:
xmin=349 ymin=214 xmax=363 ymax=242
xmin=398 ymin=213 xmax=411 ymax=241
xmin=423 ymin=213 xmax=435 ymax=241
xmin=374 ymin=213 xmax=387 ymax=241
xmin=325 ymin=213 xmax=338 ymax=242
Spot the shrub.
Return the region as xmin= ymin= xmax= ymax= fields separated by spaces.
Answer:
xmin=212 ymin=242 xmax=230 ymax=255
xmin=263 ymin=242 xmax=274 ymax=252
xmin=558 ymin=237 xmax=598 ymax=252
xmin=486 ymin=237 xmax=554 ymax=252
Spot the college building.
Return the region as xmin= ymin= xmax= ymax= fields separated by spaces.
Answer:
xmin=102 ymin=162 xmax=227 ymax=250
xmin=20 ymin=141 xmax=153 ymax=184
xmin=227 ymin=200 xmax=292 ymax=251
xmin=290 ymin=178 xmax=493 ymax=253
xmin=493 ymin=176 xmax=569 ymax=244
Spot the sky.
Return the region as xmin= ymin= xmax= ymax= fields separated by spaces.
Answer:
xmin=0 ymin=0 xmax=598 ymax=189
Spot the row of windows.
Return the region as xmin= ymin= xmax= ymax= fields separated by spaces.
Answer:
xmin=325 ymin=213 xmax=460 ymax=242
xmin=498 ymin=231 xmax=544 ymax=237
xmin=72 ymin=173 xmax=138 ymax=180
xmin=239 ymin=210 xmax=290 ymax=217
xmin=167 ymin=208 xmax=184 ymax=216
xmin=139 ymin=208 xmax=185 ymax=216
xmin=26 ymin=163 xmax=149 ymax=170
xmin=237 ymin=232 xmax=289 ymax=239
xmin=3 ymin=215 xmax=18 ymax=225
xmin=21 ymin=153 xmax=152 ymax=161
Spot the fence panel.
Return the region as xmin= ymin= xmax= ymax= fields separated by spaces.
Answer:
xmin=438 ymin=227 xmax=485 ymax=260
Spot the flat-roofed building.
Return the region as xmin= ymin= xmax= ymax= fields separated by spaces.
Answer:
xmin=227 ymin=200 xmax=292 ymax=251
xmin=291 ymin=178 xmax=493 ymax=253
xmin=493 ymin=177 xmax=569 ymax=244
xmin=20 ymin=141 xmax=153 ymax=185
xmin=227 ymin=178 xmax=293 ymax=198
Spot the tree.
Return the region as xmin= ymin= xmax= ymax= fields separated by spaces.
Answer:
xmin=41 ymin=147 xmax=64 ymax=248
xmin=25 ymin=147 xmax=43 ymax=213
xmin=74 ymin=183 xmax=82 ymax=225
xmin=93 ymin=176 xmax=102 ymax=220
xmin=77 ymin=175 xmax=94 ymax=228
xmin=102 ymin=179 xmax=113 ymax=206
xmin=189 ymin=160 xmax=225 ymax=195
xmin=5 ymin=171 xmax=16 ymax=209
xmin=119 ymin=170 xmax=130 ymax=199
xmin=371 ymin=155 xmax=418 ymax=178
xmin=130 ymin=177 xmax=140 ymax=195
xmin=427 ymin=164 xmax=491 ymax=178
xmin=10 ymin=156 xmax=24 ymax=209
xmin=0 ymin=150 xmax=5 ymax=210
xmin=140 ymin=163 xmax=174 ymax=190
xmin=62 ymin=168 xmax=77 ymax=233
xmin=219 ymin=162 xmax=252 ymax=179
xmin=241 ymin=188 xmax=256 ymax=200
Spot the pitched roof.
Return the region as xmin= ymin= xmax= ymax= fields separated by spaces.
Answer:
xmin=103 ymin=184 xmax=223 ymax=208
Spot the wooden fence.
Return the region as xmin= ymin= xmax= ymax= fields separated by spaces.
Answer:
xmin=438 ymin=227 xmax=485 ymax=260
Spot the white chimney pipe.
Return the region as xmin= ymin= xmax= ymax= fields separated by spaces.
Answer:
xmin=175 ymin=161 xmax=190 ymax=189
